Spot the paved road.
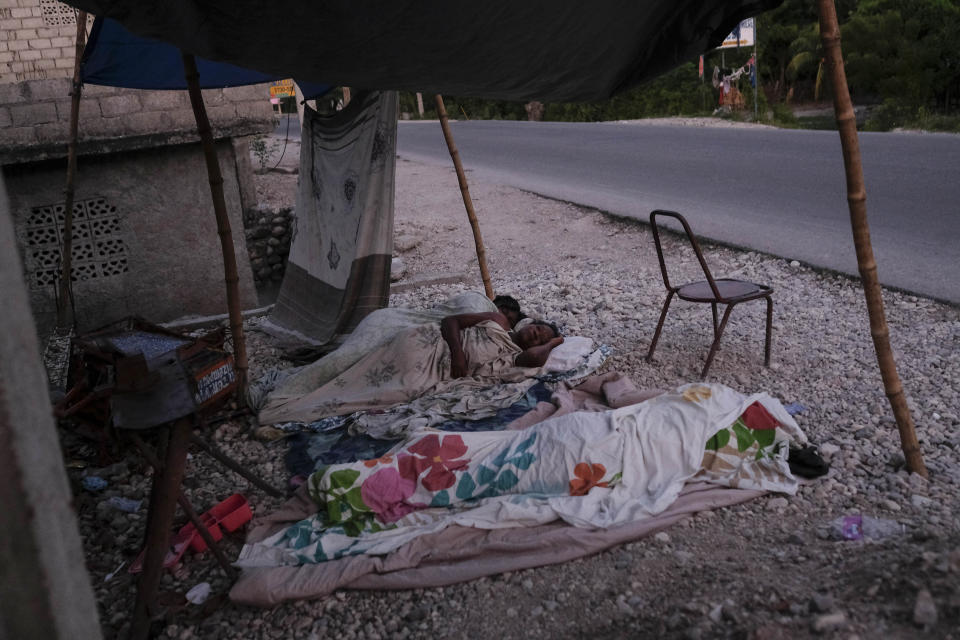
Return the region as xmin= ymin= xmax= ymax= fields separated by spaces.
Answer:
xmin=397 ymin=120 xmax=960 ymax=304
xmin=273 ymin=112 xmax=301 ymax=139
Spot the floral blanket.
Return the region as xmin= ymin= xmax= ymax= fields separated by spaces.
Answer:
xmin=236 ymin=383 xmax=803 ymax=568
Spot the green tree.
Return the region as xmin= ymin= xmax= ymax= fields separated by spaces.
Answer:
xmin=843 ymin=0 xmax=960 ymax=111
xmin=399 ymin=1 xmax=960 ymax=130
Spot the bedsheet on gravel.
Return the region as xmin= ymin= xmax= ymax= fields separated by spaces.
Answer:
xmin=230 ymin=481 xmax=765 ymax=606
xmin=236 ymin=383 xmax=804 ymax=574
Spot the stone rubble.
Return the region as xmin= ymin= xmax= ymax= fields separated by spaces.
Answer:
xmin=242 ymin=204 xmax=294 ymax=286
xmin=60 ymin=157 xmax=959 ymax=639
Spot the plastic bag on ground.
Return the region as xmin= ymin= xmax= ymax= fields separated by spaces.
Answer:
xmin=830 ymin=514 xmax=904 ymax=541
xmin=186 ymin=582 xmax=211 ymax=605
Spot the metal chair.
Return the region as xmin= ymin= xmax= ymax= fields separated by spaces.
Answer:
xmin=646 ymin=210 xmax=773 ymax=378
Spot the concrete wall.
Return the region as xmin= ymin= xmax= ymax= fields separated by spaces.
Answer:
xmin=0 ymin=5 xmax=278 ymax=338
xmin=5 ymin=141 xmax=259 ymax=337
xmin=0 ymin=169 xmax=103 ymax=640
xmin=0 ymin=0 xmax=276 ymax=163
xmin=0 ymin=0 xmax=88 ymax=84
xmin=0 ymin=77 xmax=277 ymax=165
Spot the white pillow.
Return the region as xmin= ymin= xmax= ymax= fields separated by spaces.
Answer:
xmin=544 ymin=336 xmax=594 ymax=372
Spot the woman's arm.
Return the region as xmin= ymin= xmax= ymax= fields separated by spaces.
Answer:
xmin=515 ymin=336 xmax=564 ymax=368
xmin=440 ymin=312 xmax=511 ymax=378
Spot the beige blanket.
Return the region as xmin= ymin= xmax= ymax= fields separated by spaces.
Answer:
xmin=231 ymin=481 xmax=762 ymax=606
xmin=260 ymin=320 xmax=532 ymax=424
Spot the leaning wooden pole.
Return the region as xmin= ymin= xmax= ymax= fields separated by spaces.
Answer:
xmin=56 ymin=9 xmax=87 ymax=329
xmin=181 ymin=53 xmax=248 ymax=400
xmin=816 ymin=0 xmax=927 ymax=476
xmin=434 ymin=95 xmax=494 ymax=298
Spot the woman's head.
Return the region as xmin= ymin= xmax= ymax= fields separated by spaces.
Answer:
xmin=493 ymin=294 xmax=525 ymax=328
xmin=513 ymin=319 xmax=559 ymax=350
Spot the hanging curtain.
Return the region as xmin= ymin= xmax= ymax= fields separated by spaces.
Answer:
xmin=265 ymin=91 xmax=398 ymax=344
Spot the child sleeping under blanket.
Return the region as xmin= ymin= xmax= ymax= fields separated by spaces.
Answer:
xmin=237 ymin=382 xmax=806 ymax=567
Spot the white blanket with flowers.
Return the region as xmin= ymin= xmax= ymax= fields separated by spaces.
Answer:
xmin=237 ymin=383 xmax=804 ymax=567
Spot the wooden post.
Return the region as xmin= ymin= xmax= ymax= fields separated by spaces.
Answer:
xmin=130 ymin=418 xmax=192 ymax=640
xmin=56 ymin=10 xmax=87 ymax=329
xmin=816 ymin=0 xmax=927 ymax=476
xmin=416 ymin=92 xmax=424 ymax=117
xmin=181 ymin=53 xmax=249 ymax=400
xmin=434 ymin=94 xmax=494 ymax=299
xmin=129 ymin=433 xmax=237 ymax=579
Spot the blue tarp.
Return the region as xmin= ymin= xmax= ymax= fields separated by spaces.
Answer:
xmin=81 ymin=17 xmax=332 ymax=99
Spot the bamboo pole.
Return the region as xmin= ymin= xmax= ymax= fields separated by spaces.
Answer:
xmin=56 ymin=9 xmax=87 ymax=329
xmin=434 ymin=94 xmax=494 ymax=299
xmin=816 ymin=0 xmax=927 ymax=476
xmin=181 ymin=53 xmax=249 ymax=400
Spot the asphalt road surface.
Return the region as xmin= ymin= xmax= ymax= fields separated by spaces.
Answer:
xmin=397 ymin=120 xmax=960 ymax=304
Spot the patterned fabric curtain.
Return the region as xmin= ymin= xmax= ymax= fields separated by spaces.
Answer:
xmin=264 ymin=91 xmax=398 ymax=345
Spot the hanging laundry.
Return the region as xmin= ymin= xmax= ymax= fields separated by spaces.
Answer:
xmin=265 ymin=91 xmax=399 ymax=345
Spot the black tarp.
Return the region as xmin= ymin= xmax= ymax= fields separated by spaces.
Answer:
xmin=64 ymin=0 xmax=781 ymax=102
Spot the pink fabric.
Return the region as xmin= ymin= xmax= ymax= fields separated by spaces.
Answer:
xmin=230 ymin=482 xmax=763 ymax=606
xmin=360 ymin=464 xmax=418 ymax=523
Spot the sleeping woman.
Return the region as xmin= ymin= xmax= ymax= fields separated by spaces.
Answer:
xmin=258 ymin=311 xmax=563 ymax=425
xmin=252 ymin=292 xmax=525 ymax=410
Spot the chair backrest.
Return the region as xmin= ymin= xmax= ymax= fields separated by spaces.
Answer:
xmin=649 ymin=210 xmax=722 ymax=299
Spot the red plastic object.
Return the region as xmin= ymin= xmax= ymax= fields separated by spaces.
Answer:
xmin=188 ymin=493 xmax=253 ymax=553
xmin=211 ymin=494 xmax=252 ymax=533
xmin=188 ymin=494 xmax=251 ymax=551
xmin=184 ymin=511 xmax=223 ymax=553
xmin=129 ymin=494 xmax=252 ymax=572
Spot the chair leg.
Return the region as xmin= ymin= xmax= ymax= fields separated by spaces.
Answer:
xmin=646 ymin=291 xmax=675 ymax=362
xmin=764 ymin=296 xmax=773 ymax=366
xmin=701 ymin=303 xmax=735 ymax=379
xmin=711 ymin=303 xmax=719 ymax=339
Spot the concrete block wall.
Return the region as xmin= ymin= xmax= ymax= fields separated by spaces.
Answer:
xmin=0 ymin=77 xmax=276 ymax=164
xmin=5 ymin=141 xmax=260 ymax=338
xmin=0 ymin=0 xmax=88 ymax=83
xmin=0 ymin=1 xmax=282 ymax=334
xmin=0 ymin=0 xmax=277 ymax=162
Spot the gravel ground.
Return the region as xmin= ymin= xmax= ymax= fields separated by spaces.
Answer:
xmin=66 ymin=156 xmax=959 ymax=639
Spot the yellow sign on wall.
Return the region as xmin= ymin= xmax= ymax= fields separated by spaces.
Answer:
xmin=270 ymin=79 xmax=295 ymax=98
